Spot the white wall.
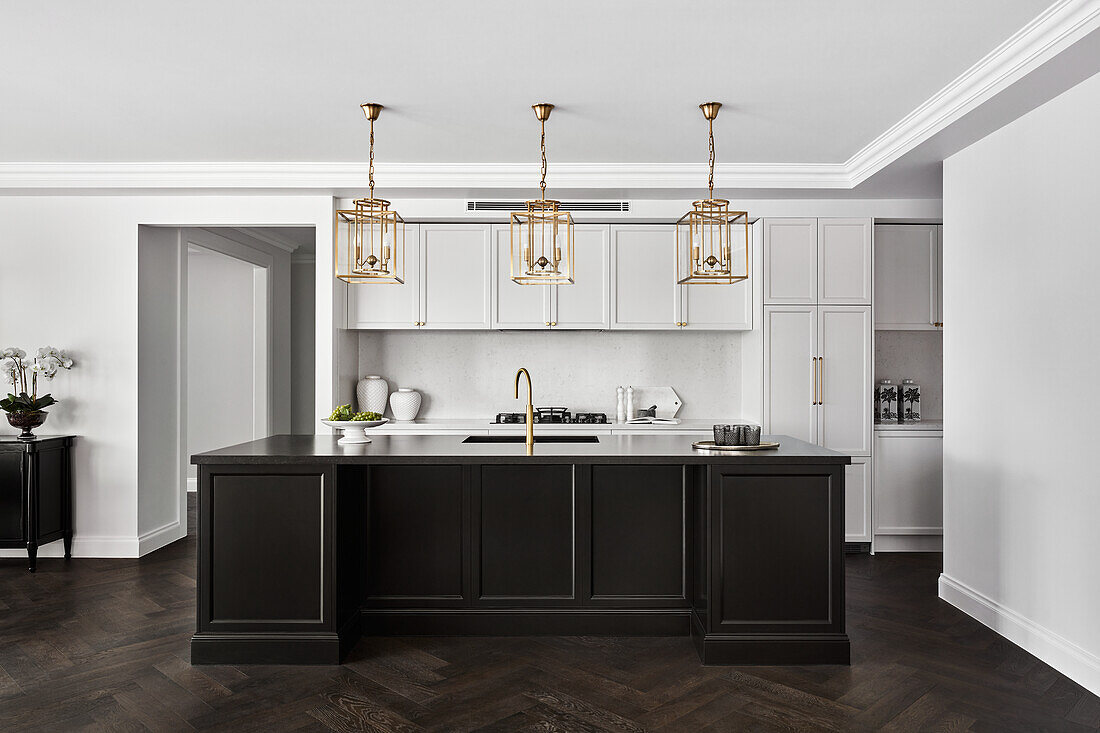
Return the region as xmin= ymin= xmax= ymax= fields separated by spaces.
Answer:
xmin=357 ymin=330 xmax=746 ymax=420
xmin=186 ymin=248 xmax=257 ymax=474
xmin=941 ymin=69 xmax=1100 ymax=697
xmin=0 ymin=195 xmax=335 ymax=558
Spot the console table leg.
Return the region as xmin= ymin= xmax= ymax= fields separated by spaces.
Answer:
xmin=27 ymin=541 xmax=37 ymax=573
xmin=63 ymin=532 xmax=73 ymax=559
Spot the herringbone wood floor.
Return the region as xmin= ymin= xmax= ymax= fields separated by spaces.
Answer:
xmin=1 ymin=496 xmax=1098 ymax=732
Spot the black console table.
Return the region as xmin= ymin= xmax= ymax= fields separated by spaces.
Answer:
xmin=0 ymin=436 xmax=74 ymax=571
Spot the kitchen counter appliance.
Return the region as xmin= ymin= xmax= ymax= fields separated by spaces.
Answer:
xmin=493 ymin=407 xmax=609 ymax=425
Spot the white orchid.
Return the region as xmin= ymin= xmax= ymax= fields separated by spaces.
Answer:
xmin=2 ymin=347 xmax=26 ymax=360
xmin=0 ymin=358 xmax=16 ymax=385
xmin=0 ymin=346 xmax=76 ymax=407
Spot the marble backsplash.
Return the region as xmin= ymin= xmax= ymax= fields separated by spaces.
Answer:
xmin=875 ymin=330 xmax=944 ymax=420
xmin=356 ymin=330 xmax=745 ymax=419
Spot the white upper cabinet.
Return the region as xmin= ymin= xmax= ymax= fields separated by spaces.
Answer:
xmin=764 ymin=218 xmax=817 ymax=304
xmin=420 ymin=224 xmax=492 ymax=329
xmin=874 ymin=224 xmax=941 ymax=330
xmin=818 ymin=218 xmax=872 ymax=305
xmin=764 ymin=218 xmax=872 ymax=306
xmin=552 ymin=224 xmax=610 ymax=329
xmin=933 ymin=225 xmax=943 ymax=327
xmin=347 ymin=223 xmax=421 ymax=329
xmin=491 ymin=225 xmax=549 ymax=329
xmin=610 ymin=225 xmax=679 ymax=329
xmin=818 ymin=305 xmax=872 ymax=455
xmin=763 ymin=305 xmax=819 ymax=445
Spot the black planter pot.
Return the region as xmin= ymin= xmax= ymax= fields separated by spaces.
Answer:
xmin=6 ymin=410 xmax=48 ymax=441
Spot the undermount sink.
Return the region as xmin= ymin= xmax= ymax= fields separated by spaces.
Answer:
xmin=462 ymin=435 xmax=600 ymax=444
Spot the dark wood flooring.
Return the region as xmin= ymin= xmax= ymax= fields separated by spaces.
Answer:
xmin=1 ymin=496 xmax=1097 ymax=732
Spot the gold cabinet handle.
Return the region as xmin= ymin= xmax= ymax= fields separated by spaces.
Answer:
xmin=812 ymin=357 xmax=818 ymax=405
xmin=551 ymin=321 xmax=557 ymax=326
xmin=545 ymin=322 xmax=550 ymax=326
xmin=818 ymin=356 xmax=824 ymax=405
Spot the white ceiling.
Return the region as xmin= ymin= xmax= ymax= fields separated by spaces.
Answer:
xmin=2 ymin=0 xmax=1094 ymax=198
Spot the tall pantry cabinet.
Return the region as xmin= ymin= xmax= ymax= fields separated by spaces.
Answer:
xmin=762 ymin=218 xmax=873 ymax=543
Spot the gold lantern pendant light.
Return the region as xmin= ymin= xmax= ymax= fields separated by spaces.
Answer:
xmin=335 ymin=103 xmax=406 ymax=285
xmin=676 ymin=102 xmax=749 ymax=285
xmin=509 ymin=103 xmax=574 ymax=285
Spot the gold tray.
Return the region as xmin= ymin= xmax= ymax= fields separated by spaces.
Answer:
xmin=692 ymin=440 xmax=780 ymax=451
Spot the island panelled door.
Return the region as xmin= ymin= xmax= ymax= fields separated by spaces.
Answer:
xmin=191 ymin=439 xmax=850 ymax=666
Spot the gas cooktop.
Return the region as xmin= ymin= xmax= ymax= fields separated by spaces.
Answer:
xmin=493 ymin=407 xmax=609 ymax=425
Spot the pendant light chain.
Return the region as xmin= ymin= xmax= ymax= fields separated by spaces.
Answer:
xmin=707 ymin=117 xmax=715 ymax=200
xmin=539 ymin=118 xmax=548 ymax=198
xmin=368 ymin=117 xmax=376 ymax=200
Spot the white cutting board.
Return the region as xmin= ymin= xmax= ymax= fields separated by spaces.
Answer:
xmin=630 ymin=386 xmax=682 ymax=419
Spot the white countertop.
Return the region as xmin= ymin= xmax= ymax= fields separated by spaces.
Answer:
xmin=875 ymin=420 xmax=943 ymax=432
xmin=365 ymin=418 xmax=743 ymax=434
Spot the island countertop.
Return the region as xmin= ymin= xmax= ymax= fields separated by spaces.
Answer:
xmin=191 ymin=433 xmax=850 ymax=465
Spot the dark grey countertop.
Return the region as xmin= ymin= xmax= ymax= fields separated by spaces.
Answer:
xmin=192 ymin=433 xmax=850 ymax=465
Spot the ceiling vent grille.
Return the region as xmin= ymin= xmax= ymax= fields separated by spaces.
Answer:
xmin=466 ymin=200 xmax=630 ymax=213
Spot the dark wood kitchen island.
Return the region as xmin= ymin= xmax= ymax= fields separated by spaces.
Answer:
xmin=190 ymin=433 xmax=851 ymax=666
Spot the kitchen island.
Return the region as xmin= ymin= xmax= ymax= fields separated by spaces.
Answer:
xmin=191 ymin=434 xmax=850 ymax=666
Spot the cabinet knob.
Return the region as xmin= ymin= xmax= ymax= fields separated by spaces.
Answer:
xmin=545 ymin=322 xmax=551 ymax=326
xmin=551 ymin=322 xmax=557 ymax=326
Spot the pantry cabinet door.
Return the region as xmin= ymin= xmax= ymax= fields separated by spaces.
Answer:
xmin=763 ymin=305 xmax=819 ymax=445
xmin=347 ymin=224 xmax=421 ymax=329
xmin=553 ymin=224 xmax=610 ymax=329
xmin=609 ymin=225 xmax=680 ymax=329
xmin=420 ymin=224 xmax=492 ymax=329
xmin=818 ymin=306 xmax=872 ymax=455
xmin=874 ymin=224 xmax=938 ymax=330
xmin=818 ymin=218 xmax=872 ymax=305
xmin=491 ymin=225 xmax=550 ymax=329
xmin=763 ymin=218 xmax=817 ymax=305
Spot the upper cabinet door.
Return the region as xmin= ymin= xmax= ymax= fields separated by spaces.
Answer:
xmin=553 ymin=224 xmax=610 ymax=329
xmin=764 ymin=219 xmax=817 ymax=305
xmin=763 ymin=305 xmax=819 ymax=445
xmin=347 ymin=223 xmax=421 ymax=329
xmin=490 ymin=225 xmax=549 ymax=329
xmin=420 ymin=224 xmax=492 ymax=329
xmin=818 ymin=305 xmax=872 ymax=455
xmin=680 ymin=281 xmax=752 ymax=330
xmin=609 ymin=225 xmax=680 ymax=330
xmin=818 ymin=218 xmax=872 ymax=305
xmin=874 ymin=224 xmax=938 ymax=330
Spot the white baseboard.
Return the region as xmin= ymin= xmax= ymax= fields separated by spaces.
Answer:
xmin=186 ymin=477 xmax=198 ymax=492
xmin=138 ymin=519 xmax=186 ymax=556
xmin=874 ymin=534 xmax=943 ymax=552
xmin=939 ymin=574 xmax=1100 ymax=698
xmin=0 ymin=535 xmax=140 ymax=559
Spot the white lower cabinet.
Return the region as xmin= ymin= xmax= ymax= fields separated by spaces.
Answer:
xmin=845 ymin=458 xmax=872 ymax=543
xmin=873 ymin=430 xmax=943 ymax=551
xmin=763 ymin=305 xmax=871 ymax=455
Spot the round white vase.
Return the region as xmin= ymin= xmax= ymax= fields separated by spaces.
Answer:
xmin=356 ymin=375 xmax=389 ymax=415
xmin=389 ymin=388 xmax=422 ymax=421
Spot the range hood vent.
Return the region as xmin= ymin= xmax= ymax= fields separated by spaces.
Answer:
xmin=466 ymin=200 xmax=630 ymax=213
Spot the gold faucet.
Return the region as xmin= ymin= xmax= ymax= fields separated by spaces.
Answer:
xmin=514 ymin=367 xmax=534 ymax=451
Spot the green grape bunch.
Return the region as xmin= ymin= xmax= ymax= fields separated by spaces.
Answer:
xmin=328 ymin=404 xmax=383 ymax=422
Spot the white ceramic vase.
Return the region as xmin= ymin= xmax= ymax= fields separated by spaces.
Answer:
xmin=356 ymin=375 xmax=389 ymax=415
xmin=389 ymin=388 xmax=422 ymax=421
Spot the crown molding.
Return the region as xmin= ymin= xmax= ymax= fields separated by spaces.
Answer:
xmin=0 ymin=161 xmax=849 ymax=191
xmin=0 ymin=1 xmax=1095 ymax=195
xmin=845 ymin=0 xmax=1100 ymax=186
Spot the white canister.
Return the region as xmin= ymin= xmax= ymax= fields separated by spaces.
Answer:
xmin=356 ymin=375 xmax=389 ymax=415
xmin=389 ymin=388 xmax=422 ymax=421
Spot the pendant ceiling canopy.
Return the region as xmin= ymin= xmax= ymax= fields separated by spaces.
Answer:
xmin=676 ymin=102 xmax=750 ymax=286
xmin=508 ymin=103 xmax=574 ymax=285
xmin=335 ymin=103 xmax=406 ymax=285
